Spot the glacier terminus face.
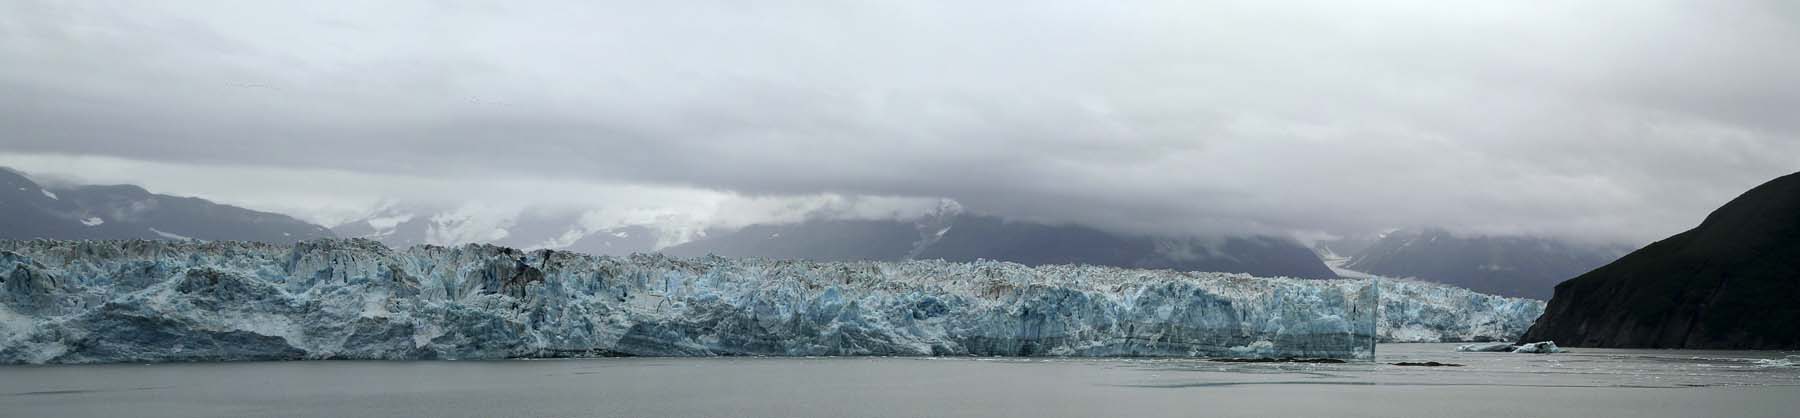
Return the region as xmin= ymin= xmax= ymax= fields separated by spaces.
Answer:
xmin=0 ymin=239 xmax=1538 ymax=364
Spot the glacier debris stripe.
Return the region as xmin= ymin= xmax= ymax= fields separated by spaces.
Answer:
xmin=0 ymin=240 xmax=1531 ymax=364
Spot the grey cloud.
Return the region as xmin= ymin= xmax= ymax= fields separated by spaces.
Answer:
xmin=2 ymin=0 xmax=1797 ymax=245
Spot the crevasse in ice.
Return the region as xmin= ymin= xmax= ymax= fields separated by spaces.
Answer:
xmin=0 ymin=239 xmax=1537 ymax=364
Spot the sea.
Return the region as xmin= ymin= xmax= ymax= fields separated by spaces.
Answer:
xmin=2 ymin=343 xmax=1796 ymax=418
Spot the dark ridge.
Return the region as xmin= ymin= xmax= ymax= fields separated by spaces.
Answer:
xmin=1521 ymin=171 xmax=1800 ymax=349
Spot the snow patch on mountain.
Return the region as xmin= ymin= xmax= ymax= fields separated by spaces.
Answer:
xmin=364 ymin=213 xmax=413 ymax=231
xmin=530 ymin=228 xmax=590 ymax=250
xmin=147 ymin=228 xmax=196 ymax=241
xmin=423 ymin=205 xmax=515 ymax=245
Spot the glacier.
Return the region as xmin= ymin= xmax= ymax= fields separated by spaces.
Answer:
xmin=0 ymin=239 xmax=1538 ymax=364
xmin=1377 ymin=277 xmax=1544 ymax=343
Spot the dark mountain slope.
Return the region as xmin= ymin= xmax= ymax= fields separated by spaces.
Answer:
xmin=1520 ymin=171 xmax=1800 ymax=348
xmin=0 ymin=168 xmax=333 ymax=243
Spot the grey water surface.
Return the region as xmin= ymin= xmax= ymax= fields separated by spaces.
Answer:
xmin=2 ymin=344 xmax=1796 ymax=418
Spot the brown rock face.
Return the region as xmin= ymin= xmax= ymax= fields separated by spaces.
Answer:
xmin=1520 ymin=171 xmax=1800 ymax=349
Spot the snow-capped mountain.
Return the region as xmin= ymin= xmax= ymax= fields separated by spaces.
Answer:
xmin=1328 ymin=228 xmax=1631 ymax=300
xmin=333 ymin=201 xmax=1337 ymax=279
xmin=330 ymin=205 xmax=661 ymax=256
xmin=0 ymin=168 xmax=333 ymax=243
xmin=663 ymin=213 xmax=1340 ymax=279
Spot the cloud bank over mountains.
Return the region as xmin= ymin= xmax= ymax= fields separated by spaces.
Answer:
xmin=3 ymin=1 xmax=1797 ymax=245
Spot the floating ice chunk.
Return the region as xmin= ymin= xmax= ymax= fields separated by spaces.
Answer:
xmin=1752 ymin=358 xmax=1795 ymax=367
xmin=1512 ymin=341 xmax=1565 ymax=354
xmin=80 ymin=217 xmax=104 ymax=226
xmin=1229 ymin=340 xmax=1278 ymax=357
xmin=1456 ymin=342 xmax=1515 ymax=352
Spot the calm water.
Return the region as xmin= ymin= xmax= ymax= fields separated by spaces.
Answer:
xmin=2 ymin=344 xmax=1797 ymax=418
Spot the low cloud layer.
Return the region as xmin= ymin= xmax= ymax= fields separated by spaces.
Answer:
xmin=4 ymin=1 xmax=1797 ymax=245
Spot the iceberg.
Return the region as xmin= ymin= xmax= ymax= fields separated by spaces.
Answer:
xmin=1455 ymin=342 xmax=1517 ymax=352
xmin=1512 ymin=341 xmax=1566 ymax=354
xmin=1454 ymin=341 xmax=1568 ymax=353
xmin=0 ymin=239 xmax=1532 ymax=364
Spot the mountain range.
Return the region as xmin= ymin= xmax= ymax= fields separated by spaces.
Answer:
xmin=329 ymin=206 xmax=660 ymax=256
xmin=660 ymin=213 xmax=1340 ymax=279
xmin=1322 ymin=228 xmax=1630 ymax=299
xmin=333 ymin=202 xmax=1341 ymax=279
xmin=8 ymin=166 xmax=1644 ymax=291
xmin=0 ymin=168 xmax=331 ymax=243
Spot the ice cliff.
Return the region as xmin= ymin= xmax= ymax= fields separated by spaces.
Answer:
xmin=0 ymin=240 xmax=1537 ymax=364
xmin=1377 ymin=277 xmax=1544 ymax=343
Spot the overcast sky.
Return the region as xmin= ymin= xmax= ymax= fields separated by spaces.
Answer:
xmin=2 ymin=0 xmax=1796 ymax=245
